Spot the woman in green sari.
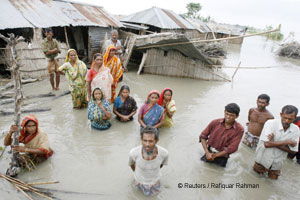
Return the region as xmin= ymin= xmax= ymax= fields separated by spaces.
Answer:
xmin=59 ymin=49 xmax=88 ymax=108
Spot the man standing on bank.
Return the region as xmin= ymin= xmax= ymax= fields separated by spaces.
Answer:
xmin=243 ymin=94 xmax=274 ymax=149
xmin=41 ymin=28 xmax=61 ymax=90
xmin=253 ymin=105 xmax=300 ymax=180
xmin=199 ymin=103 xmax=244 ymax=167
xmin=129 ymin=126 xmax=168 ymax=196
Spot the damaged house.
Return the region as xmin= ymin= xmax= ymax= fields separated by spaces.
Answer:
xmin=0 ymin=0 xmax=122 ymax=79
xmin=119 ymin=7 xmax=229 ymax=81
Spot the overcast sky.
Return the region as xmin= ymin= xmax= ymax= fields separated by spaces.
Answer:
xmin=74 ymin=0 xmax=300 ymax=38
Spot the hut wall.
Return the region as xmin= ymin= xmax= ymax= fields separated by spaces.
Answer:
xmin=4 ymin=28 xmax=68 ymax=79
xmin=143 ymin=48 xmax=228 ymax=81
xmin=88 ymin=27 xmax=110 ymax=60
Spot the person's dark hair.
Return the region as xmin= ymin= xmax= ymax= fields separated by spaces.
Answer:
xmin=93 ymin=53 xmax=102 ymax=61
xmin=225 ymin=103 xmax=240 ymax=116
xmin=140 ymin=126 xmax=159 ymax=140
xmin=282 ymin=105 xmax=298 ymax=117
xmin=257 ymin=94 xmax=270 ymax=103
xmin=45 ymin=28 xmax=53 ymax=33
xmin=118 ymin=85 xmax=130 ymax=96
xmin=164 ymin=89 xmax=172 ymax=96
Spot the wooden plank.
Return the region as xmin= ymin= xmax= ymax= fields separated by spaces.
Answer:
xmin=123 ymin=35 xmax=137 ymax=69
xmin=137 ymin=51 xmax=148 ymax=75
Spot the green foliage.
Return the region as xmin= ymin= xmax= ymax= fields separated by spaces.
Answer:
xmin=264 ymin=25 xmax=284 ymax=41
xmin=182 ymin=2 xmax=213 ymax=22
xmin=0 ymin=146 xmax=3 ymax=151
xmin=183 ymin=2 xmax=202 ymax=19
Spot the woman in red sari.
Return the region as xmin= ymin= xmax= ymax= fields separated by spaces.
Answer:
xmin=103 ymin=45 xmax=123 ymax=103
xmin=4 ymin=115 xmax=53 ymax=169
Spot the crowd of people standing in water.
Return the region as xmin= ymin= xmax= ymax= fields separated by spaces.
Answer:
xmin=2 ymin=28 xmax=300 ymax=197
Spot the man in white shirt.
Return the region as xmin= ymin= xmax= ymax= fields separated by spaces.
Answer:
xmin=253 ymin=105 xmax=300 ymax=180
xmin=129 ymin=126 xmax=168 ymax=196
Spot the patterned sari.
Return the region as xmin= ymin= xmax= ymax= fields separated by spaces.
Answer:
xmin=142 ymin=104 xmax=164 ymax=126
xmin=90 ymin=67 xmax=113 ymax=100
xmin=157 ymin=88 xmax=176 ymax=128
xmin=88 ymin=90 xmax=112 ymax=130
xmin=114 ymin=96 xmax=137 ymax=121
xmin=59 ymin=49 xmax=87 ymax=108
xmin=103 ymin=46 xmax=123 ymax=102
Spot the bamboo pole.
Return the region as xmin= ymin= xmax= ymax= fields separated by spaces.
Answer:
xmin=28 ymin=181 xmax=59 ymax=186
xmin=14 ymin=185 xmax=34 ymax=200
xmin=136 ymin=27 xmax=280 ymax=50
xmin=232 ymin=61 xmax=242 ymax=80
xmin=64 ymin=27 xmax=70 ymax=49
xmin=0 ymin=33 xmax=24 ymax=177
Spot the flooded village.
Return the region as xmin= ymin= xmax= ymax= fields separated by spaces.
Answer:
xmin=0 ymin=0 xmax=300 ymax=199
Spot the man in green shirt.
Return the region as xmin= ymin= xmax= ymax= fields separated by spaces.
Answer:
xmin=41 ymin=28 xmax=61 ymax=90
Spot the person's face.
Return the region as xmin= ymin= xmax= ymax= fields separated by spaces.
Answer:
xmin=142 ymin=133 xmax=158 ymax=152
xmin=46 ymin=32 xmax=53 ymax=40
xmin=69 ymin=51 xmax=77 ymax=62
xmin=111 ymin=32 xmax=118 ymax=41
xmin=257 ymin=98 xmax=268 ymax=111
xmin=94 ymin=55 xmax=103 ymax=66
xmin=109 ymin=49 xmax=116 ymax=57
xmin=224 ymin=111 xmax=238 ymax=124
xmin=25 ymin=121 xmax=37 ymax=135
xmin=121 ymin=89 xmax=129 ymax=98
xmin=94 ymin=90 xmax=102 ymax=101
xmin=149 ymin=93 xmax=159 ymax=104
xmin=280 ymin=112 xmax=296 ymax=130
xmin=164 ymin=90 xmax=172 ymax=101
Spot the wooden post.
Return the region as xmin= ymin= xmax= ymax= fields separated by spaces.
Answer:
xmin=64 ymin=27 xmax=70 ymax=49
xmin=0 ymin=33 xmax=24 ymax=177
xmin=231 ymin=61 xmax=241 ymax=88
xmin=137 ymin=50 xmax=148 ymax=75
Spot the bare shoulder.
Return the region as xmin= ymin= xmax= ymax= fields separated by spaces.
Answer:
xmin=265 ymin=109 xmax=274 ymax=119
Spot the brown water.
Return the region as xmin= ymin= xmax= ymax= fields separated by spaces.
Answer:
xmin=1 ymin=36 xmax=300 ymax=199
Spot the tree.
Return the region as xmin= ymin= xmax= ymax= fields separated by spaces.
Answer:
xmin=184 ymin=3 xmax=202 ymax=19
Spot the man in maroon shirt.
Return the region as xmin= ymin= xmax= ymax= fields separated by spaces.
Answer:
xmin=199 ymin=103 xmax=244 ymax=167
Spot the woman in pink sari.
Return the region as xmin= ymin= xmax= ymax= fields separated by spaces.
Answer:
xmin=138 ymin=90 xmax=164 ymax=129
xmin=86 ymin=53 xmax=113 ymax=101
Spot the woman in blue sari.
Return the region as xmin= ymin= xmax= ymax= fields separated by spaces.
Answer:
xmin=138 ymin=90 xmax=164 ymax=129
xmin=113 ymin=85 xmax=137 ymax=122
xmin=88 ymin=87 xmax=112 ymax=130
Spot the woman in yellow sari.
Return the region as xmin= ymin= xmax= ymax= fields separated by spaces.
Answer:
xmin=103 ymin=45 xmax=123 ymax=103
xmin=59 ymin=49 xmax=88 ymax=108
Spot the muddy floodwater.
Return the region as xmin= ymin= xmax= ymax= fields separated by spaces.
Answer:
xmin=1 ymin=36 xmax=300 ymax=199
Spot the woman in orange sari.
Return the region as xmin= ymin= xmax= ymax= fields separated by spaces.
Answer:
xmin=103 ymin=45 xmax=123 ymax=102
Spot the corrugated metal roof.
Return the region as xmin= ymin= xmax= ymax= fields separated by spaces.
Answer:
xmin=71 ymin=3 xmax=122 ymax=27
xmin=136 ymin=33 xmax=210 ymax=64
xmin=10 ymin=0 xmax=69 ymax=28
xmin=121 ymin=7 xmax=195 ymax=30
xmin=206 ymin=22 xmax=247 ymax=36
xmin=185 ymin=18 xmax=211 ymax=33
xmin=0 ymin=0 xmax=122 ymax=30
xmin=0 ymin=0 xmax=34 ymax=29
